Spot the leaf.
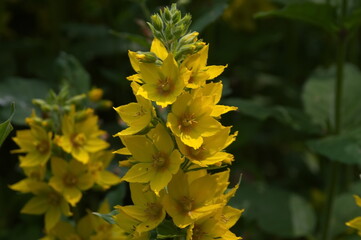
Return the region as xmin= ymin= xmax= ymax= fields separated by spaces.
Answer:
xmin=0 ymin=103 xmax=15 ymax=147
xmin=224 ymin=98 xmax=321 ymax=134
xmin=302 ymin=64 xmax=361 ymax=132
xmin=0 ymin=77 xmax=50 ymax=125
xmin=230 ymin=182 xmax=316 ymax=238
xmin=192 ymin=0 xmax=228 ymax=32
xmin=156 ymin=219 xmax=186 ymax=239
xmin=307 ymin=128 xmax=361 ymax=164
xmin=92 ymin=210 xmax=119 ymax=225
xmin=255 ymin=2 xmax=338 ymax=34
xmin=55 ymin=52 xmax=90 ymax=95
xmin=344 ymin=8 xmax=361 ymax=31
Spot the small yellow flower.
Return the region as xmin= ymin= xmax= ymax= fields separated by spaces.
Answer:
xmin=119 ymin=124 xmax=184 ymax=194
xmin=49 ymin=157 xmax=94 ymax=206
xmin=116 ymin=183 xmax=166 ymax=233
xmin=87 ymin=151 xmax=121 ymax=190
xmin=346 ymin=195 xmax=361 ymax=236
xmin=136 ymin=54 xmax=191 ymax=107
xmin=163 ymin=170 xmax=223 ymax=228
xmin=182 ymin=45 xmax=227 ymax=89
xmin=56 ymin=108 xmax=109 ymax=164
xmin=20 ymin=182 xmax=72 ymax=231
xmin=176 ymin=127 xmax=237 ymax=167
xmin=167 ymin=91 xmax=223 ymax=149
xmin=114 ymin=82 xmax=155 ymax=136
xmin=12 ymin=123 xmax=52 ymax=167
xmin=9 ymin=164 xmax=46 ymax=193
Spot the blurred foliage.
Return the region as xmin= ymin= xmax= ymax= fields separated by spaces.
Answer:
xmin=1 ymin=0 xmax=361 ymax=239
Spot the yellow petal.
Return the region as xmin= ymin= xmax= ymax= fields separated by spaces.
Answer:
xmin=128 ymin=50 xmax=140 ymax=72
xmin=45 ymin=206 xmax=61 ymax=231
xmin=63 ymin=187 xmax=82 ymax=206
xmin=205 ymin=65 xmax=227 ymax=79
xmin=21 ymin=196 xmax=49 ymax=215
xmin=122 ymin=163 xmax=155 ymax=183
xmin=150 ymin=38 xmax=168 ymax=60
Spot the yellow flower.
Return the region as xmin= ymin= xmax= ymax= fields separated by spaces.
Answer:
xmin=87 ymin=151 xmax=121 ymax=190
xmin=9 ymin=164 xmax=46 ymax=193
xmin=182 ymin=45 xmax=227 ymax=89
xmin=167 ymin=91 xmax=223 ymax=149
xmin=116 ymin=183 xmax=166 ymax=233
xmin=162 ymin=170 xmax=223 ymax=228
xmin=119 ymin=124 xmax=184 ymax=194
xmin=114 ymin=82 xmax=155 ymax=136
xmin=49 ymin=157 xmax=94 ymax=206
xmin=12 ymin=123 xmax=52 ymax=167
xmin=20 ymin=182 xmax=72 ymax=231
xmin=176 ymin=127 xmax=237 ymax=167
xmin=56 ymin=108 xmax=109 ymax=164
xmin=112 ymin=209 xmax=150 ymax=240
xmin=186 ymin=206 xmax=244 ymax=240
xmin=193 ymin=82 xmax=238 ymax=118
xmin=136 ymin=54 xmax=191 ymax=107
xmin=346 ymin=195 xmax=361 ymax=236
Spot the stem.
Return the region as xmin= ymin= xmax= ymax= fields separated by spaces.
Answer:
xmin=320 ymin=8 xmax=347 ymax=239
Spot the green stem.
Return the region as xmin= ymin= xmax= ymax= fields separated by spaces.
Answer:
xmin=320 ymin=13 xmax=347 ymax=240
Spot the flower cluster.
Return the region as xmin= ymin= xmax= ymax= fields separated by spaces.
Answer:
xmin=10 ymin=87 xmax=121 ymax=237
xmin=110 ymin=4 xmax=243 ymax=240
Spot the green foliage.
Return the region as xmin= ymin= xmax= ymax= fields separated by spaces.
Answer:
xmin=92 ymin=210 xmax=119 ymax=225
xmin=0 ymin=103 xmax=15 ymax=148
xmin=155 ymin=219 xmax=186 ymax=239
xmin=256 ymin=2 xmax=338 ymax=34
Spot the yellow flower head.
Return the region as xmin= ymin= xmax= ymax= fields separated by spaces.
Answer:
xmin=167 ymin=91 xmax=223 ymax=149
xmin=136 ymin=54 xmax=191 ymax=107
xmin=112 ymin=209 xmax=150 ymax=240
xmin=88 ymin=87 xmax=104 ymax=102
xmin=20 ymin=182 xmax=72 ymax=231
xmin=176 ymin=127 xmax=237 ymax=167
xmin=87 ymin=150 xmax=121 ymax=190
xmin=163 ymin=170 xmax=223 ymax=228
xmin=182 ymin=45 xmax=227 ymax=89
xmin=49 ymin=157 xmax=94 ymax=206
xmin=12 ymin=123 xmax=52 ymax=167
xmin=114 ymin=82 xmax=155 ymax=136
xmin=116 ymin=183 xmax=166 ymax=233
xmin=9 ymin=164 xmax=46 ymax=193
xmin=56 ymin=108 xmax=109 ymax=164
xmin=119 ymin=123 xmax=184 ymax=195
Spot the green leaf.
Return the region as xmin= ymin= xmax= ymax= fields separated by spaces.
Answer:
xmin=192 ymin=0 xmax=228 ymax=32
xmin=156 ymin=219 xmax=186 ymax=239
xmin=224 ymin=98 xmax=321 ymax=134
xmin=256 ymin=2 xmax=338 ymax=34
xmin=92 ymin=210 xmax=119 ymax=225
xmin=0 ymin=77 xmax=50 ymax=125
xmin=55 ymin=52 xmax=90 ymax=95
xmin=344 ymin=8 xmax=361 ymax=31
xmin=302 ymin=64 xmax=361 ymax=132
xmin=230 ymin=182 xmax=316 ymax=238
xmin=0 ymin=103 xmax=15 ymax=147
xmin=307 ymin=128 xmax=361 ymax=164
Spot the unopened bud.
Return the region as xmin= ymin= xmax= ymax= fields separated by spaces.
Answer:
xmin=164 ymin=8 xmax=172 ymax=22
xmin=179 ymin=31 xmax=199 ymax=45
xmin=88 ymin=88 xmax=103 ymax=102
xmin=135 ymin=51 xmax=157 ymax=63
xmin=151 ymin=14 xmax=163 ymax=31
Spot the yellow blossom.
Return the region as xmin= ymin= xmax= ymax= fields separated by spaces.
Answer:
xmin=49 ymin=157 xmax=94 ymax=206
xmin=346 ymin=195 xmax=361 ymax=236
xmin=20 ymin=182 xmax=72 ymax=231
xmin=88 ymin=88 xmax=104 ymax=102
xmin=112 ymin=209 xmax=150 ymax=240
xmin=136 ymin=54 xmax=191 ymax=107
xmin=176 ymin=127 xmax=237 ymax=167
xmin=56 ymin=108 xmax=109 ymax=164
xmin=87 ymin=151 xmax=121 ymax=190
xmin=167 ymin=91 xmax=223 ymax=149
xmin=12 ymin=123 xmax=52 ymax=167
xmin=116 ymin=183 xmax=166 ymax=233
xmin=182 ymin=45 xmax=227 ymax=89
xmin=9 ymin=164 xmax=46 ymax=193
xmin=113 ymin=82 xmax=155 ymax=136
xmin=162 ymin=170 xmax=223 ymax=228
xmin=119 ymin=124 xmax=184 ymax=194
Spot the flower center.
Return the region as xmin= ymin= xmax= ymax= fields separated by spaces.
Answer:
xmin=36 ymin=140 xmax=50 ymax=154
xmin=179 ymin=113 xmax=197 ymax=133
xmin=63 ymin=172 xmax=78 ymax=187
xmin=47 ymin=191 xmax=61 ymax=206
xmin=187 ymin=145 xmax=207 ymax=160
xmin=88 ymin=161 xmax=104 ymax=176
xmin=29 ymin=171 xmax=42 ymax=181
xmin=157 ymin=77 xmax=173 ymax=95
xmin=135 ymin=106 xmax=146 ymax=117
xmin=71 ymin=133 xmax=86 ymax=147
xmin=192 ymin=225 xmax=206 ymax=240
xmin=144 ymin=202 xmax=163 ymax=220
xmin=179 ymin=196 xmax=194 ymax=213
xmin=152 ymin=152 xmax=168 ymax=169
